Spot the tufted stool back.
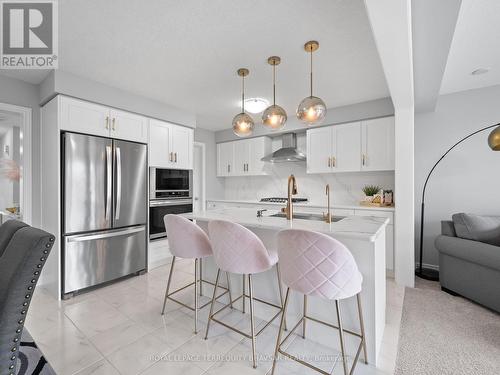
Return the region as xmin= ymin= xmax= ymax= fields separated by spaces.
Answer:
xmin=208 ymin=220 xmax=277 ymax=274
xmin=277 ymin=229 xmax=362 ymax=300
xmin=165 ymin=215 xmax=213 ymax=259
xmin=0 ymin=220 xmax=55 ymax=375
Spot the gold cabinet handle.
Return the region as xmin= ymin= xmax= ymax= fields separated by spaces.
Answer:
xmin=174 ymin=152 xmax=177 ymax=163
xmin=328 ymin=157 xmax=331 ymax=168
xmin=105 ymin=116 xmax=109 ymax=130
xmin=332 ymin=156 xmax=336 ymax=167
xmin=112 ymin=118 xmax=116 ymax=131
xmin=362 ymin=154 xmax=366 ymax=166
xmin=228 ymin=164 xmax=231 ymax=173
xmin=169 ymin=152 xmax=173 ymax=162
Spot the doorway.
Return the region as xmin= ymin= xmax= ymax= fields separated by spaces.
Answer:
xmin=193 ymin=142 xmax=206 ymax=212
xmin=0 ymin=103 xmax=32 ymax=224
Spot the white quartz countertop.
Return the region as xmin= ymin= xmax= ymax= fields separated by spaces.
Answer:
xmin=184 ymin=208 xmax=389 ymax=242
xmin=206 ymin=198 xmax=395 ymax=212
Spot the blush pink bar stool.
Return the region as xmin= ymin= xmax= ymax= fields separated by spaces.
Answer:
xmin=271 ymin=229 xmax=367 ymax=375
xmin=205 ymin=220 xmax=286 ymax=369
xmin=161 ymin=215 xmax=232 ymax=334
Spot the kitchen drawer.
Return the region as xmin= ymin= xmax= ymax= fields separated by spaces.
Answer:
xmin=354 ymin=209 xmax=393 ymax=225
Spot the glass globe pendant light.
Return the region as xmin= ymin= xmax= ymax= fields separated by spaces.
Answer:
xmin=232 ymin=68 xmax=255 ymax=137
xmin=297 ymin=41 xmax=327 ymax=125
xmin=262 ymin=56 xmax=287 ymax=130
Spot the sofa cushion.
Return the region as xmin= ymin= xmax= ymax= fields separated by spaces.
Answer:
xmin=452 ymin=213 xmax=500 ymax=247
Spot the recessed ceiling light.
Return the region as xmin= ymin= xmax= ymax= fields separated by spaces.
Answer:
xmin=243 ymin=98 xmax=269 ymax=114
xmin=471 ymin=68 xmax=490 ymax=75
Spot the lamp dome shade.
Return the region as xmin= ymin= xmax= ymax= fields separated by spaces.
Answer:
xmin=488 ymin=125 xmax=500 ymax=151
xmin=232 ymin=112 xmax=254 ymax=137
xmin=297 ymin=96 xmax=327 ymax=125
xmin=262 ymin=104 xmax=287 ymax=130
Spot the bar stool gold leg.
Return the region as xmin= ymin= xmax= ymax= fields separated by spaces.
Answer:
xmin=226 ymin=272 xmax=233 ymax=309
xmin=248 ymin=274 xmax=257 ymax=369
xmin=242 ymin=274 xmax=246 ymax=314
xmin=199 ymin=258 xmax=203 ymax=297
xmin=302 ymin=295 xmax=307 ymax=339
xmin=335 ymin=300 xmax=348 ymax=375
xmin=271 ymin=287 xmax=290 ymax=375
xmin=276 ymin=263 xmax=287 ymax=331
xmin=194 ymin=259 xmax=199 ymax=334
xmin=357 ymin=293 xmax=368 ymax=364
xmin=161 ymin=256 xmax=176 ymax=315
xmin=204 ymin=268 xmax=221 ymax=340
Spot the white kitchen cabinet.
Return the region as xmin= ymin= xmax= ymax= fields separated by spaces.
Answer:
xmin=307 ymin=123 xmax=361 ymax=173
xmin=149 ymin=119 xmax=193 ymax=169
xmin=171 ymin=125 xmax=193 ymax=169
xmin=334 ymin=123 xmax=361 ymax=172
xmin=361 ymin=117 xmax=395 ymax=171
xmin=217 ymin=142 xmax=234 ymax=176
xmin=149 ymin=120 xmax=171 ymax=168
xmin=60 ymin=96 xmax=149 ymax=143
xmin=306 ymin=126 xmax=332 ymax=173
xmin=216 ymin=137 xmax=271 ymax=177
xmin=109 ymin=109 xmax=148 ymax=143
xmin=60 ymin=96 xmax=110 ymax=137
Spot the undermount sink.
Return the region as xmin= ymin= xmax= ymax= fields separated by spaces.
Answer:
xmin=270 ymin=212 xmax=345 ymax=222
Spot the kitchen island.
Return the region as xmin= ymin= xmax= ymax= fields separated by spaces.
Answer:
xmin=183 ymin=207 xmax=388 ymax=366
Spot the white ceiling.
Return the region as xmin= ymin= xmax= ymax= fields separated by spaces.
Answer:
xmin=0 ymin=0 xmax=390 ymax=130
xmin=440 ymin=0 xmax=500 ymax=94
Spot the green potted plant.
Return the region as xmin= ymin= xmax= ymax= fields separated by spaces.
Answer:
xmin=362 ymin=185 xmax=381 ymax=202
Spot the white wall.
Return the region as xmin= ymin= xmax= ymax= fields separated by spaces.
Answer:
xmin=415 ymin=84 xmax=500 ymax=267
xmin=222 ymin=134 xmax=395 ymax=205
xmin=194 ymin=127 xmax=225 ymax=200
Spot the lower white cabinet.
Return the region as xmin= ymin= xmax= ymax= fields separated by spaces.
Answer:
xmin=217 ymin=137 xmax=271 ymax=177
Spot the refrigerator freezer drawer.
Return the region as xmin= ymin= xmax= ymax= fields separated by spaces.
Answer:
xmin=64 ymin=225 xmax=146 ymax=294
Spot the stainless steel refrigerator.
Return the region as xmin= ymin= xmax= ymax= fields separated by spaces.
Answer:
xmin=62 ymin=132 xmax=147 ymax=297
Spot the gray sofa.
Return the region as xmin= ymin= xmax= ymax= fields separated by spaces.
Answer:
xmin=435 ymin=213 xmax=500 ymax=313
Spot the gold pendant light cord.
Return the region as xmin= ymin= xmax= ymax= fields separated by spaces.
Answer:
xmin=242 ymin=74 xmax=245 ymax=113
xmin=310 ymin=49 xmax=313 ymax=97
xmin=273 ymin=63 xmax=276 ymax=106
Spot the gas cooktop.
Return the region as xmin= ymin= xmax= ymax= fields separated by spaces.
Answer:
xmin=260 ymin=197 xmax=309 ymax=203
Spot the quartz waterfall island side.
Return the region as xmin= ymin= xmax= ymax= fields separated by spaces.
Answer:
xmin=182 ymin=208 xmax=388 ymax=365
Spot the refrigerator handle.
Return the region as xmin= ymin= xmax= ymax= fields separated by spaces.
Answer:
xmin=105 ymin=145 xmax=112 ymax=221
xmin=66 ymin=226 xmax=145 ymax=243
xmin=115 ymin=146 xmax=122 ymax=220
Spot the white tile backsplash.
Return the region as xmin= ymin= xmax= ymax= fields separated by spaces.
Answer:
xmin=224 ymin=163 xmax=394 ymax=206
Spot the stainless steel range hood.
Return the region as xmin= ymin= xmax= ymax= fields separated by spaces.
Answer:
xmin=261 ymin=133 xmax=306 ymax=163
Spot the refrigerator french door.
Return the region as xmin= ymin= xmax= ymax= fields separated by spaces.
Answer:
xmin=62 ymin=132 xmax=147 ymax=297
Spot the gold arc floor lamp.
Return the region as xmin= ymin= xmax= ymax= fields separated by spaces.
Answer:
xmin=417 ymin=123 xmax=500 ymax=281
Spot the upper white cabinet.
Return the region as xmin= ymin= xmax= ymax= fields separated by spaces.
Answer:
xmin=217 ymin=142 xmax=234 ymax=176
xmin=361 ymin=117 xmax=395 ymax=171
xmin=217 ymin=137 xmax=271 ymax=177
xmin=306 ymin=126 xmax=332 ymax=174
xmin=306 ymin=123 xmax=362 ymax=173
xmin=109 ymin=109 xmax=148 ymax=143
xmin=60 ymin=97 xmax=110 ymax=137
xmin=306 ymin=117 xmax=394 ymax=174
xmin=149 ymin=119 xmax=193 ymax=170
xmin=60 ymin=96 xmax=148 ymax=143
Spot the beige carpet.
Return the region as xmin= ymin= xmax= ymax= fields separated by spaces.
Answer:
xmin=395 ymin=286 xmax=500 ymax=375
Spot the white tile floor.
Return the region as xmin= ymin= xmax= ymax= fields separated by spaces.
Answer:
xmin=26 ymin=258 xmax=404 ymax=375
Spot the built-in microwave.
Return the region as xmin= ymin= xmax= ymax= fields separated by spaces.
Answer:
xmin=149 ymin=168 xmax=192 ymax=199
